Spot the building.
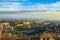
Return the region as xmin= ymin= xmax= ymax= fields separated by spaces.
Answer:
xmin=23 ymin=21 xmax=31 ymax=25
xmin=0 ymin=23 xmax=3 ymax=36
xmin=40 ymin=33 xmax=57 ymax=40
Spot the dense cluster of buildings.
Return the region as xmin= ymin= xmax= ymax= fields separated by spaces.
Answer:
xmin=0 ymin=20 xmax=41 ymax=39
xmin=0 ymin=19 xmax=60 ymax=40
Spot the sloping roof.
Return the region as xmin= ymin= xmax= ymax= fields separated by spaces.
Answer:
xmin=40 ymin=33 xmax=57 ymax=38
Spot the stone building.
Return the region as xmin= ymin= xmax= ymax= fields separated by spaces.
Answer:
xmin=40 ymin=33 xmax=57 ymax=40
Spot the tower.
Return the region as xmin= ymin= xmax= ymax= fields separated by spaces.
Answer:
xmin=0 ymin=23 xmax=3 ymax=37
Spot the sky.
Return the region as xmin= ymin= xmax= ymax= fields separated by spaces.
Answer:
xmin=0 ymin=0 xmax=60 ymax=20
xmin=0 ymin=0 xmax=60 ymax=11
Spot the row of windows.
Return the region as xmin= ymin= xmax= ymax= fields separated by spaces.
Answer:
xmin=41 ymin=38 xmax=49 ymax=40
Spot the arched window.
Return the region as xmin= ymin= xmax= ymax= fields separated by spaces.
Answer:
xmin=43 ymin=38 xmax=45 ymax=40
xmin=47 ymin=38 xmax=49 ymax=40
xmin=40 ymin=38 xmax=49 ymax=40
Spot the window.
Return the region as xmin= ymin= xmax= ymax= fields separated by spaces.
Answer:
xmin=43 ymin=38 xmax=45 ymax=40
xmin=47 ymin=38 xmax=49 ymax=40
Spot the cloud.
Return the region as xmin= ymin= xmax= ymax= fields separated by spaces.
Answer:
xmin=0 ymin=2 xmax=23 ymax=11
xmin=22 ymin=0 xmax=27 ymax=1
xmin=4 ymin=0 xmax=25 ymax=1
xmin=29 ymin=2 xmax=60 ymax=10
xmin=0 ymin=1 xmax=60 ymax=11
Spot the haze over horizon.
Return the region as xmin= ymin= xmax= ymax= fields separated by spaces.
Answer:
xmin=0 ymin=11 xmax=60 ymax=20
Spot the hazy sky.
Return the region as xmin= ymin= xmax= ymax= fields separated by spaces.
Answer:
xmin=0 ymin=11 xmax=60 ymax=20
xmin=0 ymin=0 xmax=60 ymax=11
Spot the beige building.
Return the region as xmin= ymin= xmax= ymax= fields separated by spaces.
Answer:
xmin=0 ymin=23 xmax=3 ymax=36
xmin=40 ymin=33 xmax=57 ymax=40
xmin=23 ymin=21 xmax=31 ymax=25
xmin=17 ymin=24 xmax=24 ymax=26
